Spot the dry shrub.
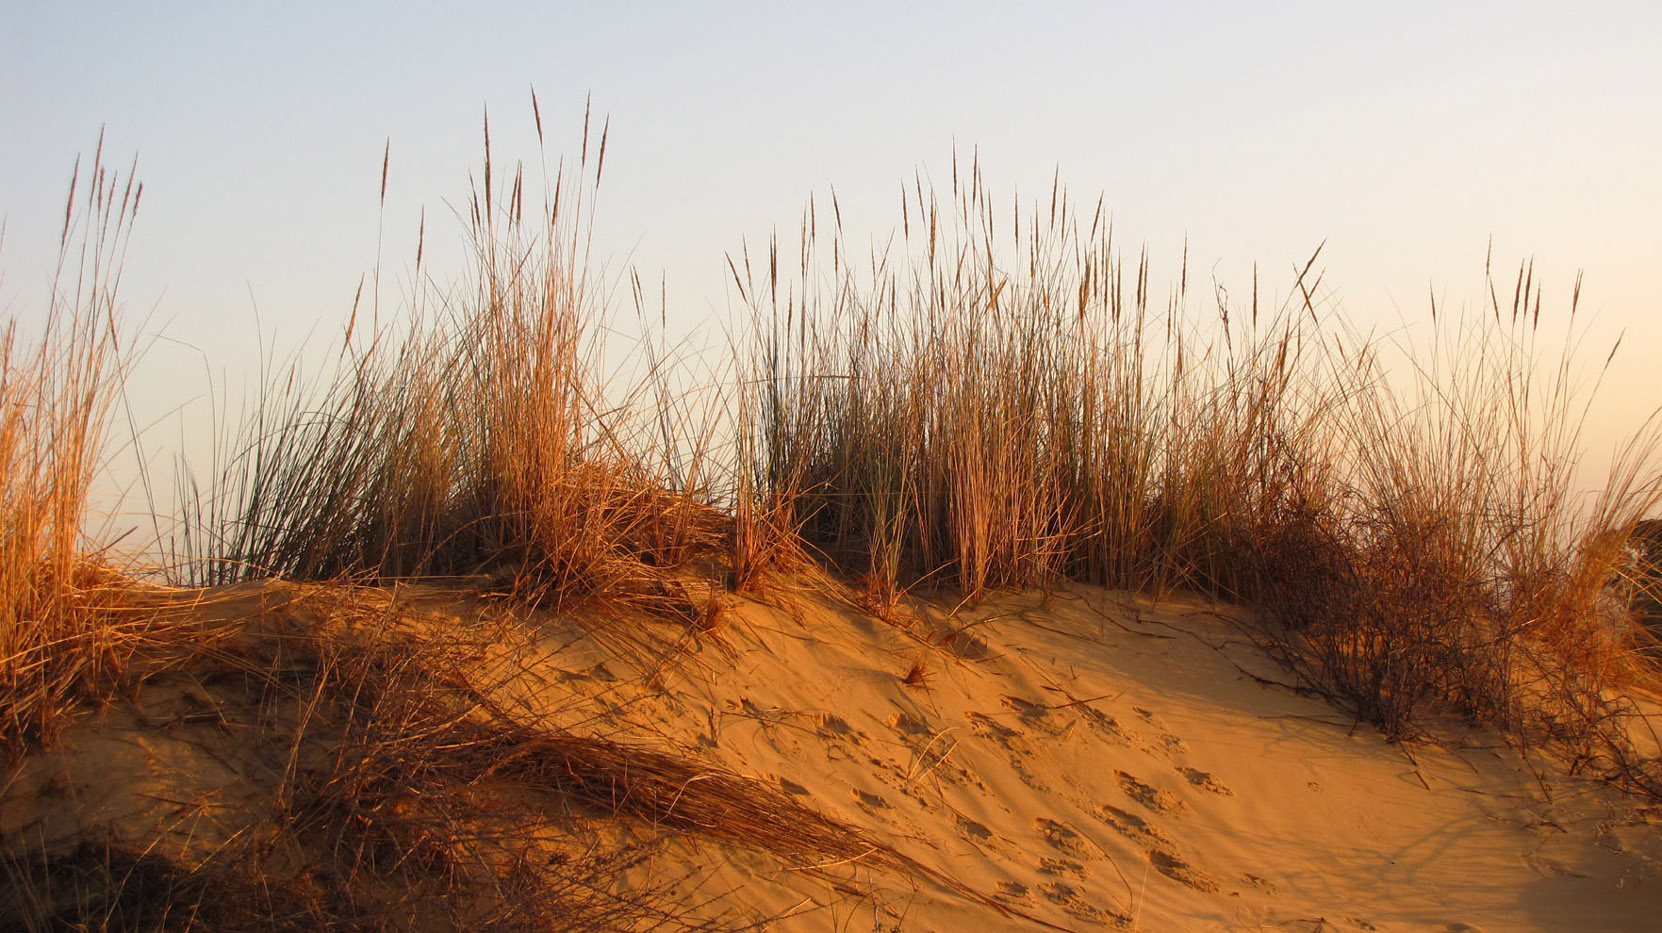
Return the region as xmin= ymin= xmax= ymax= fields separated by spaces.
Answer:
xmin=1250 ymin=262 xmax=1662 ymax=756
xmin=1251 ymin=503 xmax=1515 ymax=736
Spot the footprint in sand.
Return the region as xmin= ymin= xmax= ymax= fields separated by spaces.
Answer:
xmin=814 ymin=712 xmax=854 ymax=736
xmin=1178 ymin=766 xmax=1233 ymax=796
xmin=1000 ymin=694 xmax=1049 ymax=721
xmin=735 ymin=697 xmax=779 ymax=721
xmin=1116 ymin=771 xmax=1188 ymax=814
xmin=956 ymin=814 xmax=995 ymax=842
xmin=1148 ymin=732 xmax=1189 ymax=757
xmin=1000 ymin=694 xmax=1071 ymax=738
xmin=1240 ymin=872 xmax=1277 ymax=895
xmin=965 ymin=710 xmax=1022 ymax=746
xmin=776 ymin=776 xmax=809 ymax=796
xmin=1149 ymin=849 xmax=1218 ymax=892
xmin=1037 ymin=883 xmax=1124 ymax=926
xmin=1096 ymin=804 xmax=1174 ymax=849
xmin=1033 ymin=817 xmax=1106 ymax=859
xmin=966 ymin=711 xmax=1049 ymax=790
xmin=938 ymin=627 xmax=990 ymax=661
xmin=1037 ymin=856 xmax=1089 ymax=880
xmin=1128 ymin=707 xmax=1188 ymax=756
xmin=1078 ymin=706 xmax=1136 ymax=745
xmin=1038 ymin=881 xmax=1081 ymax=906
xmin=994 ymin=880 xmax=1031 ymax=902
xmin=850 ymin=788 xmax=889 ymax=809
xmin=886 ymin=711 xmax=931 ymax=736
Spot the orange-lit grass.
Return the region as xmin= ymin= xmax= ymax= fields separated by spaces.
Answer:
xmin=174 ymin=108 xmax=725 ymax=609
xmin=0 ymin=136 xmax=142 ymax=754
xmin=729 ymin=161 xmax=1662 ymax=768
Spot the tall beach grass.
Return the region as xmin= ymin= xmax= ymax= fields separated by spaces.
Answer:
xmin=6 ymin=117 xmax=1662 ymax=812
xmin=0 ymin=136 xmax=141 ymax=754
xmin=727 ymin=155 xmax=1662 ymax=768
xmin=8 ymin=116 xmax=1662 ymax=927
xmin=171 ymin=108 xmax=726 ymax=611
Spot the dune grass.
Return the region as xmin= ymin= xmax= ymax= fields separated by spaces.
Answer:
xmin=7 ymin=117 xmax=1662 ymax=925
xmin=729 ymin=159 xmax=1325 ymax=609
xmin=1251 ymin=277 xmax=1662 ymax=761
xmin=726 ymin=154 xmax=1662 ymax=763
xmin=171 ymin=109 xmax=725 ymax=611
xmin=12 ymin=121 xmax=1662 ymax=759
xmin=0 ymin=136 xmax=143 ymax=755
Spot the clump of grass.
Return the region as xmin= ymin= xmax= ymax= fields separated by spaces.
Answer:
xmin=174 ymin=105 xmax=725 ymax=609
xmin=17 ymin=115 xmax=1662 ymax=827
xmin=730 ymin=159 xmax=1662 ymax=776
xmin=731 ymin=156 xmax=1326 ymax=605
xmin=0 ymin=135 xmax=141 ymax=755
xmin=901 ymin=656 xmax=931 ymax=688
xmin=1251 ymin=261 xmax=1662 ymax=752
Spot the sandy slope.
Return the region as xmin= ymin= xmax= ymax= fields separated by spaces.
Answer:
xmin=586 ymin=582 xmax=1662 ymax=931
xmin=6 ymin=578 xmax=1661 ymax=930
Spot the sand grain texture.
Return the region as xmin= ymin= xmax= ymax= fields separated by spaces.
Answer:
xmin=4 ymin=579 xmax=1660 ymax=931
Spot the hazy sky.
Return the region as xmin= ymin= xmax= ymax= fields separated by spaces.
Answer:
xmin=4 ymin=1 xmax=1661 ymax=494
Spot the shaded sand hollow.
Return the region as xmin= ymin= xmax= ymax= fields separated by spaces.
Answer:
xmin=5 ymin=577 xmax=1661 ymax=930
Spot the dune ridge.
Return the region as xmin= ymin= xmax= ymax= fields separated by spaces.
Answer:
xmin=6 ymin=576 xmax=1660 ymax=930
xmin=6 ymin=117 xmax=1662 ymax=929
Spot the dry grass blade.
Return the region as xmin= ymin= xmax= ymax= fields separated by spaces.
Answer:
xmin=731 ymin=165 xmax=1662 ymax=788
xmin=1 ymin=137 xmax=142 ymax=756
xmin=12 ymin=122 xmax=1662 ymax=930
xmin=173 ymin=110 xmax=727 ymax=612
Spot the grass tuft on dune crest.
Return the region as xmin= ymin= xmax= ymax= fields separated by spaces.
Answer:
xmin=727 ymin=153 xmax=1662 ymax=764
xmin=173 ymin=108 xmax=725 ymax=610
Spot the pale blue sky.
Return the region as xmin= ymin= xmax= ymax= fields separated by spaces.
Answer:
xmin=4 ymin=1 xmax=1661 ymax=499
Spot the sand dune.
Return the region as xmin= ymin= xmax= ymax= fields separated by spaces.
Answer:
xmin=5 ymin=577 xmax=1659 ymax=930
